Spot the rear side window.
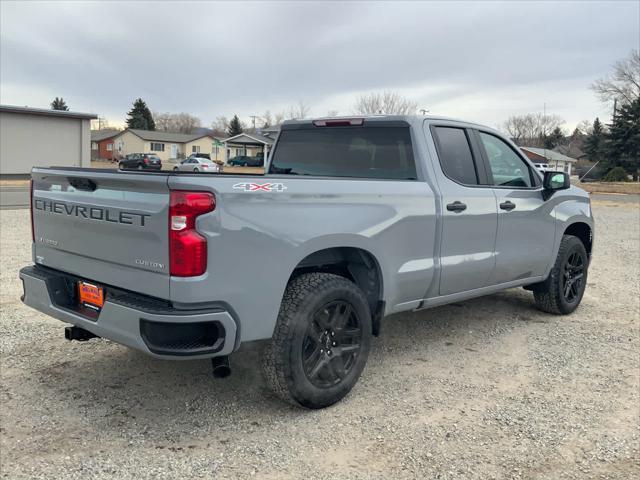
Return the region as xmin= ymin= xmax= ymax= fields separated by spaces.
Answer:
xmin=432 ymin=127 xmax=478 ymax=185
xmin=269 ymin=127 xmax=417 ymax=180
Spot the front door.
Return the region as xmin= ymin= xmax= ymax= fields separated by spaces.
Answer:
xmin=475 ymin=131 xmax=556 ymax=285
xmin=429 ymin=125 xmax=498 ymax=296
xmin=171 ymin=144 xmax=178 ymax=159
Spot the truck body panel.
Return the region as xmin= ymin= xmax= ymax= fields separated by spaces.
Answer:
xmin=21 ymin=115 xmax=594 ymax=359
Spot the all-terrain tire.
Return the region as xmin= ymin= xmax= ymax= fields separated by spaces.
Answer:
xmin=263 ymin=273 xmax=372 ymax=409
xmin=533 ymin=234 xmax=588 ymax=315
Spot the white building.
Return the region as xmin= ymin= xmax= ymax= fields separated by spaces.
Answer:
xmin=520 ymin=146 xmax=577 ymax=176
xmin=0 ymin=105 xmax=97 ymax=175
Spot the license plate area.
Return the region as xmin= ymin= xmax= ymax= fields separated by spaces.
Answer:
xmin=78 ymin=281 xmax=105 ymax=311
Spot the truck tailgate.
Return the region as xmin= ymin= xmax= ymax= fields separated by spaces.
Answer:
xmin=31 ymin=168 xmax=170 ymax=299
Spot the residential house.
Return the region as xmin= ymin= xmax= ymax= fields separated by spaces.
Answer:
xmin=520 ymin=147 xmax=577 ymax=175
xmin=91 ymin=129 xmax=121 ymax=161
xmin=223 ymin=132 xmax=274 ymax=163
xmin=113 ymin=129 xmax=219 ymax=162
xmin=0 ymin=104 xmax=96 ymax=175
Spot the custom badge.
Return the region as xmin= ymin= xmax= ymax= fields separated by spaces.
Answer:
xmin=232 ymin=182 xmax=287 ymax=192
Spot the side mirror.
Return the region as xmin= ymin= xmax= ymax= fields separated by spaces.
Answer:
xmin=543 ymin=171 xmax=570 ymax=191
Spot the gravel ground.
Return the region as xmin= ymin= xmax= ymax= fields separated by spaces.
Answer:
xmin=1 ymin=200 xmax=638 ymax=479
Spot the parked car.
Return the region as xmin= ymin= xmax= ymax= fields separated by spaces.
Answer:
xmin=228 ymin=155 xmax=264 ymax=167
xmin=174 ymin=157 xmax=220 ymax=173
xmin=21 ymin=115 xmax=594 ymax=409
xmin=184 ymin=153 xmax=211 ymax=161
xmin=118 ymin=153 xmax=162 ymax=170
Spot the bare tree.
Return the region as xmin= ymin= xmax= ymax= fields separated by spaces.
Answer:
xmin=274 ymin=111 xmax=285 ymax=125
xmin=591 ymin=49 xmax=640 ymax=106
xmin=575 ymin=120 xmax=593 ymax=135
xmin=91 ymin=116 xmax=110 ymax=130
xmin=153 ymin=112 xmax=201 ymax=134
xmin=262 ymin=110 xmax=273 ymax=128
xmin=211 ymin=116 xmax=229 ymax=135
xmin=286 ymin=100 xmax=311 ymax=120
xmin=501 ymin=113 xmax=565 ymax=147
xmin=353 ymin=91 xmax=418 ymax=115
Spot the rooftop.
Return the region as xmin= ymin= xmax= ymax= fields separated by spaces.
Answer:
xmin=224 ymin=132 xmax=275 ymax=145
xmin=91 ymin=129 xmax=121 ymax=141
xmin=0 ymin=104 xmax=98 ymax=120
xmin=124 ymin=129 xmax=214 ymax=143
xmin=521 ymin=146 xmax=577 ymax=163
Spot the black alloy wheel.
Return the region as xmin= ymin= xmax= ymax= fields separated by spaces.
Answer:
xmin=302 ymin=300 xmax=363 ymax=388
xmin=562 ymin=250 xmax=585 ymax=303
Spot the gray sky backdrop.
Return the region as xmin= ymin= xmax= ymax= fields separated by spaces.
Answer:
xmin=1 ymin=0 xmax=638 ymax=131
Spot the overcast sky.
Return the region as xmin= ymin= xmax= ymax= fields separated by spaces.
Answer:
xmin=1 ymin=1 xmax=638 ymax=131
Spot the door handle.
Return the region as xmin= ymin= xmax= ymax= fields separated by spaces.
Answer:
xmin=446 ymin=201 xmax=467 ymax=213
xmin=500 ymin=201 xmax=516 ymax=211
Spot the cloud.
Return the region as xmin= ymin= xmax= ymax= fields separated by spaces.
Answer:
xmin=1 ymin=0 xmax=637 ymax=130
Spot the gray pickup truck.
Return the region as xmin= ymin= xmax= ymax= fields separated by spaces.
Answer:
xmin=20 ymin=115 xmax=594 ymax=408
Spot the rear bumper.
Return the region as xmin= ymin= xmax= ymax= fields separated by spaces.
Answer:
xmin=19 ymin=265 xmax=237 ymax=359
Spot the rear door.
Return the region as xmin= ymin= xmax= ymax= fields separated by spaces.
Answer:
xmin=429 ymin=125 xmax=498 ymax=295
xmin=475 ymin=131 xmax=556 ymax=284
xmin=31 ymin=168 xmax=171 ymax=298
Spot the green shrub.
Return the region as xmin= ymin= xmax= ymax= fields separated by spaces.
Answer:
xmin=602 ymin=167 xmax=629 ymax=182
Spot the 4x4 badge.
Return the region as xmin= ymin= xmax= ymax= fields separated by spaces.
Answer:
xmin=232 ymin=182 xmax=287 ymax=192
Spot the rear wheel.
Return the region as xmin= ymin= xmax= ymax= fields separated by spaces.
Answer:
xmin=533 ymin=235 xmax=588 ymax=314
xmin=193 ymin=167 xmax=199 ymax=172
xmin=137 ymin=164 xmax=143 ymax=170
xmin=118 ymin=162 xmax=124 ymax=169
xmin=173 ymin=167 xmax=178 ymax=171
xmin=263 ymin=273 xmax=372 ymax=409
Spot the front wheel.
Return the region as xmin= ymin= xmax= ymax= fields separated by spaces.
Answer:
xmin=533 ymin=234 xmax=589 ymax=314
xmin=263 ymin=273 xmax=372 ymax=409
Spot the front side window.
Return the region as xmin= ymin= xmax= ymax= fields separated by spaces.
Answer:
xmin=269 ymin=126 xmax=417 ymax=180
xmin=479 ymin=132 xmax=533 ymax=187
xmin=432 ymin=127 xmax=478 ymax=185
xmin=150 ymin=142 xmax=165 ymax=152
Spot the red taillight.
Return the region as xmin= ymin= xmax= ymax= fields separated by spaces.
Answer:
xmin=30 ymin=179 xmax=34 ymax=242
xmin=169 ymin=191 xmax=215 ymax=277
xmin=312 ymin=118 xmax=364 ymax=127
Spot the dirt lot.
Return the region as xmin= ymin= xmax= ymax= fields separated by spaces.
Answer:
xmin=577 ymin=182 xmax=640 ymax=195
xmin=1 ymin=201 xmax=638 ymax=479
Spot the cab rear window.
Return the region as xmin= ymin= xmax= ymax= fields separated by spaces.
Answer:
xmin=269 ymin=127 xmax=417 ymax=180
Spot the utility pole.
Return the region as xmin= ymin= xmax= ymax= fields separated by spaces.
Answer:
xmin=543 ymin=102 xmax=547 ymax=162
xmin=249 ymin=115 xmax=265 ymax=132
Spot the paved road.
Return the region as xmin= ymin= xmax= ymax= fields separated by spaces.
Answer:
xmin=0 ymin=186 xmax=29 ymax=209
xmin=1 ymin=185 xmax=638 ymax=210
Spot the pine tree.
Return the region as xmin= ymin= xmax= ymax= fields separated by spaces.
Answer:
xmin=606 ymin=98 xmax=640 ymax=180
xmin=544 ymin=126 xmax=565 ymax=149
xmin=50 ymin=97 xmax=69 ymax=111
xmin=227 ymin=115 xmax=244 ymax=136
xmin=125 ymin=98 xmax=155 ymax=130
xmin=584 ymin=118 xmax=606 ymax=162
